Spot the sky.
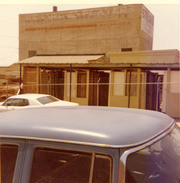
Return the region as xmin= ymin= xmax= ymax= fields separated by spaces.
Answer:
xmin=0 ymin=0 xmax=179 ymax=66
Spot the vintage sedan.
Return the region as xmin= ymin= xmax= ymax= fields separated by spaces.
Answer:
xmin=0 ymin=106 xmax=180 ymax=183
xmin=0 ymin=94 xmax=78 ymax=109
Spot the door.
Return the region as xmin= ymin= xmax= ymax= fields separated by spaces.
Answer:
xmin=89 ymin=71 xmax=109 ymax=106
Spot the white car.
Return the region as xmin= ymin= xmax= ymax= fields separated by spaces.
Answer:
xmin=0 ymin=94 xmax=78 ymax=110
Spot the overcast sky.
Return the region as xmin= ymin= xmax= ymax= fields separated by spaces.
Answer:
xmin=0 ymin=0 xmax=179 ymax=66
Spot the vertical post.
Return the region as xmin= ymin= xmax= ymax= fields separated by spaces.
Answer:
xmin=69 ymin=64 xmax=72 ymax=102
xmin=156 ymin=76 xmax=160 ymax=111
xmin=19 ymin=63 xmax=22 ymax=93
xmin=86 ymin=70 xmax=90 ymax=105
xmin=108 ymin=71 xmax=112 ymax=107
xmin=36 ymin=66 xmax=40 ymax=93
xmin=64 ymin=70 xmax=67 ymax=99
xmin=6 ymin=81 xmax=8 ymax=98
xmin=128 ymin=64 xmax=132 ymax=108
xmin=137 ymin=68 xmax=141 ymax=108
xmin=97 ymin=78 xmax=100 ymax=106
xmin=167 ymin=68 xmax=171 ymax=93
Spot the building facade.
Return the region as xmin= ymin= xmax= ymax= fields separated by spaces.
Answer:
xmin=19 ymin=5 xmax=180 ymax=118
xmin=19 ymin=4 xmax=154 ymax=60
xmin=20 ymin=49 xmax=180 ymax=118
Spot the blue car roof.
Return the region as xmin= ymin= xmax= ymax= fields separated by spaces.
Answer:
xmin=0 ymin=106 xmax=174 ymax=148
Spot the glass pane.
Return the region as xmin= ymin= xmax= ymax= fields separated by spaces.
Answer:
xmin=2 ymin=99 xmax=29 ymax=106
xmin=0 ymin=145 xmax=18 ymax=183
xmin=92 ymin=155 xmax=112 ymax=183
xmin=37 ymin=96 xmax=58 ymax=105
xmin=30 ymin=147 xmax=92 ymax=183
xmin=125 ymin=126 xmax=180 ymax=183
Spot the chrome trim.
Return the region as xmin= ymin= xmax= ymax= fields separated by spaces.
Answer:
xmin=118 ymin=122 xmax=175 ymax=183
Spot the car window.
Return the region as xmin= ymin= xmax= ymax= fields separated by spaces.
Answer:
xmin=36 ymin=96 xmax=59 ymax=105
xmin=29 ymin=147 xmax=112 ymax=183
xmin=0 ymin=144 xmax=18 ymax=183
xmin=2 ymin=98 xmax=29 ymax=106
xmin=92 ymin=154 xmax=112 ymax=183
xmin=125 ymin=126 xmax=180 ymax=183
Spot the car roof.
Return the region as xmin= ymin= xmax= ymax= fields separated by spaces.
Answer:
xmin=8 ymin=94 xmax=50 ymax=100
xmin=0 ymin=106 xmax=174 ymax=148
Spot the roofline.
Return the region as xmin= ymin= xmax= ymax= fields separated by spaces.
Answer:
xmin=19 ymin=4 xmax=144 ymax=16
xmin=0 ymin=119 xmax=175 ymax=149
xmin=20 ymin=63 xmax=180 ymax=70
xmin=107 ymin=49 xmax=180 ymax=56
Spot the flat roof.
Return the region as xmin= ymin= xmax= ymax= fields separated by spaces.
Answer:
xmin=0 ymin=106 xmax=174 ymax=148
xmin=19 ymin=55 xmax=104 ymax=65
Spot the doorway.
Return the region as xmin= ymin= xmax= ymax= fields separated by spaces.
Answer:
xmin=89 ymin=71 xmax=109 ymax=106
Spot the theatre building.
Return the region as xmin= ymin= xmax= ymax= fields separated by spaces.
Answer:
xmin=19 ymin=4 xmax=180 ymax=118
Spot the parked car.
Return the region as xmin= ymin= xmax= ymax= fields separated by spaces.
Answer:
xmin=0 ymin=94 xmax=78 ymax=110
xmin=0 ymin=106 xmax=180 ymax=183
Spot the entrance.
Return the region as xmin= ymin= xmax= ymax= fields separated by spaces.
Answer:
xmin=146 ymin=71 xmax=163 ymax=111
xmin=39 ymin=68 xmax=64 ymax=100
xmin=89 ymin=71 xmax=109 ymax=106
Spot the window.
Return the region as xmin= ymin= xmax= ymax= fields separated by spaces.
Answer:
xmin=28 ymin=50 xmax=37 ymax=58
xmin=121 ymin=48 xmax=132 ymax=52
xmin=37 ymin=95 xmax=59 ymax=105
xmin=2 ymin=98 xmax=29 ymax=106
xmin=125 ymin=126 xmax=180 ymax=183
xmin=92 ymin=155 xmax=112 ymax=183
xmin=77 ymin=71 xmax=87 ymax=98
xmin=0 ymin=144 xmax=18 ymax=183
xmin=113 ymin=72 xmax=125 ymax=96
xmin=30 ymin=147 xmax=112 ymax=183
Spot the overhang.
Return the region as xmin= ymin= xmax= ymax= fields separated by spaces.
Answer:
xmin=19 ymin=55 xmax=104 ymax=65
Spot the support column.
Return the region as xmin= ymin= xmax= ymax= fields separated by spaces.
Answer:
xmin=137 ymin=68 xmax=141 ymax=108
xmin=36 ymin=66 xmax=40 ymax=93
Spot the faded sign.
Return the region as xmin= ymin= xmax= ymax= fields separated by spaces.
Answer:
xmin=24 ymin=6 xmax=135 ymax=22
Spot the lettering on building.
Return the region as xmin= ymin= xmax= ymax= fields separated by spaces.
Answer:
xmin=24 ymin=6 xmax=135 ymax=22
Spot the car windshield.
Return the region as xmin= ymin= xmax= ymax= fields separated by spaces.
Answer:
xmin=2 ymin=98 xmax=29 ymax=106
xmin=125 ymin=125 xmax=180 ymax=183
xmin=37 ymin=96 xmax=59 ymax=105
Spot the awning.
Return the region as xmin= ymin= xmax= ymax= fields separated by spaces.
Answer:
xmin=19 ymin=55 xmax=104 ymax=65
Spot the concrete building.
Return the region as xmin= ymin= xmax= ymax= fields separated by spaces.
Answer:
xmin=19 ymin=4 xmax=154 ymax=60
xmin=18 ymin=5 xmax=180 ymax=118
